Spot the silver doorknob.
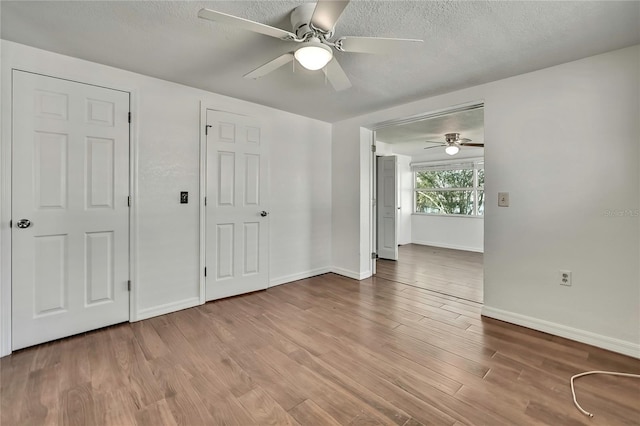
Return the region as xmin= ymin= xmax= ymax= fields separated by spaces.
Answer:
xmin=16 ymin=219 xmax=31 ymax=229
xmin=260 ymin=211 xmax=268 ymax=217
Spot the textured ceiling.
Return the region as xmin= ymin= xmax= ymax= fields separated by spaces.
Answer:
xmin=2 ymin=1 xmax=639 ymax=122
xmin=377 ymin=107 xmax=484 ymax=160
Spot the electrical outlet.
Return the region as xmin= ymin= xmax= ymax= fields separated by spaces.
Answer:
xmin=559 ymin=270 xmax=572 ymax=286
xmin=498 ymin=192 xmax=509 ymax=207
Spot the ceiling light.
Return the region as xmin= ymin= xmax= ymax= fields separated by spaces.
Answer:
xmin=294 ymin=39 xmax=333 ymax=70
xmin=445 ymin=145 xmax=460 ymax=156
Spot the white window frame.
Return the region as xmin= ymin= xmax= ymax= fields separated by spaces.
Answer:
xmin=412 ymin=159 xmax=484 ymax=217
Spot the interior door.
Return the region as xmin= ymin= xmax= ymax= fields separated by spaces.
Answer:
xmin=377 ymin=155 xmax=398 ymax=260
xmin=12 ymin=71 xmax=130 ymax=350
xmin=205 ymin=110 xmax=268 ymax=301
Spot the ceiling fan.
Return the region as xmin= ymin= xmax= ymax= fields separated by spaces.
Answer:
xmin=424 ymin=133 xmax=485 ymax=156
xmin=198 ymin=0 xmax=423 ymax=91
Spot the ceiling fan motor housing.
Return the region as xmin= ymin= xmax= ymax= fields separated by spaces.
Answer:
xmin=291 ymin=3 xmax=333 ymax=39
xmin=445 ymin=133 xmax=461 ymax=143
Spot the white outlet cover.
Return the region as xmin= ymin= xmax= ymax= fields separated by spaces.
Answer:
xmin=559 ymin=270 xmax=572 ymax=286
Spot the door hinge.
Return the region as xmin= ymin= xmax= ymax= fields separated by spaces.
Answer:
xmin=204 ymin=267 xmax=207 ymax=277
xmin=128 ymin=112 xmax=131 ymax=123
xmin=204 ymin=197 xmax=207 ymax=206
xmin=205 ymin=125 xmax=212 ymax=135
xmin=127 ymin=280 xmax=131 ymax=291
xmin=371 ymin=252 xmax=378 ymax=259
xmin=371 ymin=145 xmax=376 ymax=153
xmin=9 ymin=220 xmax=12 ymax=228
xmin=127 ymin=196 xmax=131 ymax=207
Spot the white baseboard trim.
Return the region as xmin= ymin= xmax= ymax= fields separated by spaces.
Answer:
xmin=412 ymin=240 xmax=483 ymax=253
xmin=269 ymin=267 xmax=332 ymax=288
xmin=482 ymin=305 xmax=640 ymax=359
xmin=331 ymin=267 xmax=371 ymax=281
xmin=135 ymin=297 xmax=201 ymax=322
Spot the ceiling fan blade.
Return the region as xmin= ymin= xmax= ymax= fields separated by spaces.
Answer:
xmin=244 ymin=53 xmax=294 ymax=79
xmin=424 ymin=140 xmax=444 ymax=145
xmin=337 ymin=37 xmax=423 ymax=54
xmin=424 ymin=145 xmax=445 ymax=150
xmin=459 ymin=138 xmax=472 ymax=143
xmin=460 ymin=142 xmax=485 ymax=147
xmin=322 ymin=58 xmax=352 ymax=91
xmin=311 ymin=0 xmax=350 ymax=32
xmin=198 ymin=8 xmax=297 ymax=40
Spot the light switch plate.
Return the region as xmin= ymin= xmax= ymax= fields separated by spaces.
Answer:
xmin=498 ymin=192 xmax=509 ymax=207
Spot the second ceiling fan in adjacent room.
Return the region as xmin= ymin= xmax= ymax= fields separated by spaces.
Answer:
xmin=424 ymin=133 xmax=485 ymax=156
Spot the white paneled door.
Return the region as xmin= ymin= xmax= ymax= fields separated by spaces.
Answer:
xmin=377 ymin=156 xmax=398 ymax=260
xmin=205 ymin=110 xmax=269 ymax=301
xmin=12 ymin=71 xmax=130 ymax=350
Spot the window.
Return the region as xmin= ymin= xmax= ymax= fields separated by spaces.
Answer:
xmin=413 ymin=161 xmax=484 ymax=216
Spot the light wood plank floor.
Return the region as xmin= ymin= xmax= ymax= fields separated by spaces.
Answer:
xmin=377 ymin=244 xmax=484 ymax=303
xmin=2 ymin=273 xmax=639 ymax=425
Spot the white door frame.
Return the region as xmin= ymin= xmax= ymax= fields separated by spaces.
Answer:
xmin=363 ymin=101 xmax=484 ymax=277
xmin=198 ymin=102 xmax=271 ymax=303
xmin=0 ymin=69 xmax=139 ymax=357
xmin=371 ymin=132 xmax=377 ymax=275
xmin=198 ymin=102 xmax=207 ymax=305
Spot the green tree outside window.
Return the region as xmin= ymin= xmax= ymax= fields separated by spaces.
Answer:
xmin=414 ymin=166 xmax=484 ymax=216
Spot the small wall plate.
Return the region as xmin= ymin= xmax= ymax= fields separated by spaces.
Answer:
xmin=498 ymin=192 xmax=509 ymax=207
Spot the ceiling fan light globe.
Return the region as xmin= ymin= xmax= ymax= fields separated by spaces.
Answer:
xmin=294 ymin=43 xmax=333 ymax=70
xmin=445 ymin=145 xmax=460 ymax=156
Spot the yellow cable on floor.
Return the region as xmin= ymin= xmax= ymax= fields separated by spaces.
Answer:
xmin=571 ymin=370 xmax=640 ymax=417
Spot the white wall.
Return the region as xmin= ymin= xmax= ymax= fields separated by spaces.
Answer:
xmin=332 ymin=45 xmax=640 ymax=357
xmin=1 ymin=41 xmax=332 ymax=355
xmin=330 ymin=124 xmax=363 ymax=279
xmin=481 ymin=46 xmax=639 ymax=357
xmin=397 ymin=154 xmax=412 ymax=245
xmin=412 ymin=215 xmax=483 ymax=252
xmin=269 ymin=117 xmax=332 ymax=285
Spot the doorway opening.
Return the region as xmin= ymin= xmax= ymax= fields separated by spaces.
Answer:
xmin=371 ymin=103 xmax=484 ymax=303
